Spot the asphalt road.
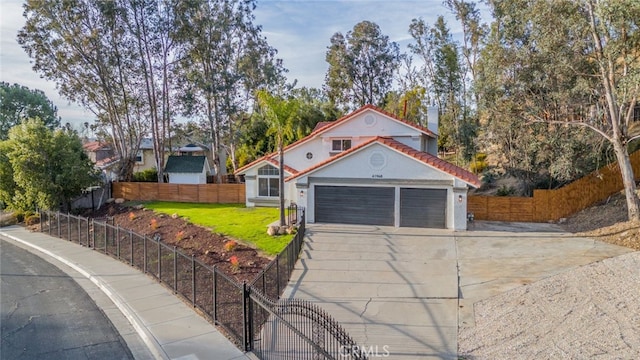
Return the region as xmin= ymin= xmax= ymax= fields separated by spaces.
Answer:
xmin=0 ymin=239 xmax=133 ymax=360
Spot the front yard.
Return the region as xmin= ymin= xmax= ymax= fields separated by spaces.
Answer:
xmin=144 ymin=202 xmax=293 ymax=255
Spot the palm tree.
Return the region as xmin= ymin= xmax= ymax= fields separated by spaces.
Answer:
xmin=256 ymin=90 xmax=299 ymax=226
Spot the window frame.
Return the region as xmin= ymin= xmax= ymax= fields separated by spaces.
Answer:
xmin=257 ymin=165 xmax=280 ymax=197
xmin=331 ymin=139 xmax=352 ymax=152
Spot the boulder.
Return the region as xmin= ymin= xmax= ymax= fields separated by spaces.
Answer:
xmin=114 ymin=198 xmax=125 ymax=204
xmin=267 ymin=225 xmax=278 ymax=236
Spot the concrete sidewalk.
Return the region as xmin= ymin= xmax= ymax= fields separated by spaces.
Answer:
xmin=0 ymin=225 xmax=252 ymax=360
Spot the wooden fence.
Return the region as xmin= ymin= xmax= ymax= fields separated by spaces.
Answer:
xmin=469 ymin=150 xmax=640 ymax=222
xmin=112 ymin=182 xmax=245 ymax=204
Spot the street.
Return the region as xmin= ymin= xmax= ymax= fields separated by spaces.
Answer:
xmin=1 ymin=238 xmax=133 ymax=359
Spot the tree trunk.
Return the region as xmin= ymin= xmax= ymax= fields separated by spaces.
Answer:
xmin=279 ymin=142 xmax=285 ymax=227
xmin=613 ymin=140 xmax=640 ymax=221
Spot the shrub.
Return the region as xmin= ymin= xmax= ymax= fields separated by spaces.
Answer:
xmin=470 ymin=160 xmax=487 ymax=174
xmin=223 ymin=240 xmax=237 ymax=252
xmin=496 ymin=185 xmax=516 ymax=196
xmin=175 ymin=230 xmax=185 ymax=242
xmin=229 ymin=255 xmax=240 ymax=273
xmin=25 ymin=214 xmax=40 ymax=226
xmin=132 ymin=168 xmax=158 ymax=182
xmin=475 ymin=152 xmax=488 ymax=162
xmin=128 ymin=212 xmax=136 ymax=221
xmin=150 ymin=218 xmax=158 ymax=230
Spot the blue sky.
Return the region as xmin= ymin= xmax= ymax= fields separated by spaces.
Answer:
xmin=0 ymin=0 xmax=485 ymax=128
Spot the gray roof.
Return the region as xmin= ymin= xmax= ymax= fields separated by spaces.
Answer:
xmin=165 ymin=155 xmax=207 ymax=173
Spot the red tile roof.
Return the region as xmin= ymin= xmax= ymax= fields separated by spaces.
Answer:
xmin=83 ymin=141 xmax=111 ymax=152
xmin=235 ymin=104 xmax=436 ymax=175
xmin=312 ymin=121 xmax=332 ymax=132
xmin=265 ymin=158 xmax=299 ymax=175
xmin=285 ymin=136 xmax=481 ymax=188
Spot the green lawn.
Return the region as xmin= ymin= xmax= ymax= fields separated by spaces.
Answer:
xmin=144 ymin=202 xmax=292 ymax=256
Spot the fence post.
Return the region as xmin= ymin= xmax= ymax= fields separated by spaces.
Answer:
xmin=116 ymin=226 xmax=120 ymax=259
xmin=157 ymin=239 xmax=161 ymax=281
xmin=191 ymin=255 xmax=196 ymax=308
xmin=143 ymin=235 xmax=147 ymax=273
xmin=104 ymin=223 xmax=108 ymax=254
xmin=91 ymin=220 xmax=95 ymax=249
xmin=212 ymin=266 xmax=217 ymax=322
xmin=130 ymin=229 xmax=134 ymax=265
xmin=276 ymin=256 xmax=280 ymax=295
xmin=57 ymin=212 xmax=60 ymax=238
xmin=242 ymin=281 xmax=250 ymax=351
xmin=67 ymin=213 xmax=70 ymax=241
xmin=173 ymin=247 xmax=177 ymax=293
xmin=77 ymin=216 xmax=81 ymax=245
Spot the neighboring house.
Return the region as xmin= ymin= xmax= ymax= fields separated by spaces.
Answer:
xmin=235 ymin=104 xmax=480 ymax=230
xmin=83 ymin=140 xmax=119 ymax=181
xmin=165 ymin=155 xmax=210 ymax=184
xmin=133 ymin=138 xmax=157 ymax=173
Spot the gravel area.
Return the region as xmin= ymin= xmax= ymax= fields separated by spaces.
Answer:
xmin=459 ymin=251 xmax=640 ymax=359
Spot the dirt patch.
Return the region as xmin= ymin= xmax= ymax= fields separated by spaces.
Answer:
xmin=81 ymin=202 xmax=272 ymax=283
xmin=561 ymin=190 xmax=640 ymax=251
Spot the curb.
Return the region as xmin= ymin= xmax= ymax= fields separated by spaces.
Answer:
xmin=0 ymin=230 xmax=167 ymax=360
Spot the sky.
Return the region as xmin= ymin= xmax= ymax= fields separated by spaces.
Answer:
xmin=0 ymin=0 xmax=488 ymax=129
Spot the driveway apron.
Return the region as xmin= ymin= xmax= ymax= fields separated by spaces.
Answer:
xmin=283 ymin=222 xmax=632 ymax=360
xmin=283 ymin=224 xmax=459 ymax=359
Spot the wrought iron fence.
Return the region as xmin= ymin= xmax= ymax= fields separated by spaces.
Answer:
xmin=38 ymin=209 xmax=367 ymax=359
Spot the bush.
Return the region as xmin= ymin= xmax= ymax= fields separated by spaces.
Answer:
xmin=133 ymin=168 xmax=158 ymax=182
xmin=13 ymin=210 xmax=34 ymax=223
xmin=25 ymin=214 xmax=40 ymax=226
xmin=470 ymin=160 xmax=487 ymax=174
xmin=475 ymin=152 xmax=488 ymax=162
xmin=496 ymin=185 xmax=516 ymax=196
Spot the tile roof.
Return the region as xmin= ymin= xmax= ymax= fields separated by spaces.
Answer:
xmin=235 ymin=104 xmax=436 ymax=175
xmin=312 ymin=121 xmax=332 ymax=132
xmin=165 ymin=155 xmax=207 ymax=173
xmin=83 ymin=141 xmax=111 ymax=152
xmin=265 ymin=158 xmax=299 ymax=175
xmin=285 ymin=136 xmax=481 ymax=188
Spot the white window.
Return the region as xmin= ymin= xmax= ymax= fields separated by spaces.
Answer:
xmin=258 ymin=165 xmax=279 ymax=197
xmin=135 ymin=150 xmax=143 ymax=164
xmin=331 ymin=139 xmax=352 ymax=152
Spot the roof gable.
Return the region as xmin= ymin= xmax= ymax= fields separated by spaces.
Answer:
xmin=235 ymin=104 xmax=435 ymax=175
xmin=165 ymin=156 xmax=207 ymax=173
xmin=286 ymin=136 xmax=481 ymax=188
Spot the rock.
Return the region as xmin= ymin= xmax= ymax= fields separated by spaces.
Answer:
xmin=278 ymin=226 xmax=288 ymax=235
xmin=114 ymin=198 xmax=125 ymax=204
xmin=286 ymin=226 xmax=296 ymax=235
xmin=267 ymin=225 xmax=278 ymax=236
xmin=134 ymin=204 xmax=144 ymax=210
xmin=558 ymin=218 xmax=567 ymax=224
xmin=171 ymin=213 xmax=179 ymax=219
xmin=105 ymin=198 xmax=115 ymax=203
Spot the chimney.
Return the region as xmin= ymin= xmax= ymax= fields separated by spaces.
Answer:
xmin=427 ymin=106 xmax=439 ymax=135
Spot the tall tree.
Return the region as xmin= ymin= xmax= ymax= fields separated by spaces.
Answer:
xmin=0 ymin=82 xmax=61 ymax=140
xmin=479 ymin=0 xmax=640 ymax=219
xmin=19 ymin=0 xmax=147 ymax=181
xmin=256 ymin=90 xmax=299 ymax=226
xmin=324 ymin=21 xmax=401 ymax=110
xmin=0 ymin=119 xmax=99 ymax=211
xmin=174 ymin=0 xmax=284 ymax=181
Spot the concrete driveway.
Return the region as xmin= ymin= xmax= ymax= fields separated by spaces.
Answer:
xmin=283 ymin=221 xmax=632 ymax=359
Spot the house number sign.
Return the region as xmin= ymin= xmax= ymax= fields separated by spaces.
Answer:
xmin=371 ymin=174 xmax=383 ymax=178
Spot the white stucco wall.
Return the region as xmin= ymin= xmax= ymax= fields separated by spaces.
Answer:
xmin=168 ymin=172 xmax=206 ymax=184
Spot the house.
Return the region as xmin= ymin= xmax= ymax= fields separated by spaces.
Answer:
xmin=235 ymin=104 xmax=480 ymax=230
xmin=132 ymin=138 xmax=158 ymax=173
xmin=83 ymin=140 xmax=119 ymax=181
xmin=165 ymin=155 xmax=210 ymax=184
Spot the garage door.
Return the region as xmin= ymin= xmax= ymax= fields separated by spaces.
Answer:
xmin=400 ymin=188 xmax=447 ymax=228
xmin=315 ymin=186 xmax=395 ymax=226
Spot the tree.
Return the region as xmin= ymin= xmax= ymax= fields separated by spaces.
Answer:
xmin=324 ymin=21 xmax=401 ymax=110
xmin=256 ymin=90 xmax=300 ymax=226
xmin=479 ymin=0 xmax=640 ymax=219
xmin=0 ymin=82 xmax=60 ymax=140
xmin=174 ymin=0 xmax=285 ymax=181
xmin=19 ymin=0 xmax=148 ymax=181
xmin=0 ymin=119 xmax=100 ymax=211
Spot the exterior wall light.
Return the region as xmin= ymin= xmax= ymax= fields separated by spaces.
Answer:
xmin=458 ymin=195 xmax=463 ymax=203
xmin=300 ymin=190 xmax=305 ymax=198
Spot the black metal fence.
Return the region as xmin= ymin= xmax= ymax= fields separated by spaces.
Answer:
xmin=39 ymin=209 xmax=367 ymax=359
